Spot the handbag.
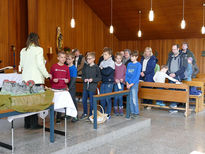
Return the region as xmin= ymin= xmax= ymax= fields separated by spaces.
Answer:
xmin=89 ymin=105 xmax=108 ymax=124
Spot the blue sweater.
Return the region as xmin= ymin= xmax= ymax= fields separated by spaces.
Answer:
xmin=69 ymin=65 xmax=77 ymax=78
xmin=125 ymin=62 xmax=142 ymax=84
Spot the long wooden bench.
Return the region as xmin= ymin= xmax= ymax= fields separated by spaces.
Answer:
xmin=138 ymin=82 xmax=191 ymax=117
xmin=192 ymin=78 xmax=205 ymax=106
xmin=183 ymin=81 xmax=204 ymax=113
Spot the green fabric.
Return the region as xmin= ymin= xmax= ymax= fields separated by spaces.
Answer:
xmin=0 ymin=90 xmax=54 ymax=113
xmin=154 ymin=64 xmax=160 ymax=73
xmin=0 ymin=95 xmax=11 ymax=111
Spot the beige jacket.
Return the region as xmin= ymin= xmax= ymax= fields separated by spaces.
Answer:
xmin=20 ymin=45 xmax=49 ymax=84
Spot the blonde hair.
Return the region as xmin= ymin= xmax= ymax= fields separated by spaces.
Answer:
xmin=143 ymin=47 xmax=153 ymax=57
xmin=115 ymin=52 xmax=123 ymax=58
xmin=86 ymin=52 xmax=96 ymax=58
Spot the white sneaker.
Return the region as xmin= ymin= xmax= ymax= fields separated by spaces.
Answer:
xmin=146 ymin=106 xmax=152 ymax=110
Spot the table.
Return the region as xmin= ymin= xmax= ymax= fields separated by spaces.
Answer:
xmin=0 ymin=104 xmax=54 ymax=152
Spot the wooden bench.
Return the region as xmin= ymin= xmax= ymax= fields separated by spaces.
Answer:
xmin=138 ymin=82 xmax=190 ymax=117
xmin=183 ymin=81 xmax=204 ymax=113
xmin=192 ymin=78 xmax=205 ymax=106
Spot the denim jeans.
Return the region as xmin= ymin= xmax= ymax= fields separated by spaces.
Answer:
xmin=129 ymin=83 xmax=139 ymax=115
xmin=113 ymin=83 xmax=124 ymax=107
xmin=100 ymin=83 xmax=113 ymax=115
xmin=82 ymin=89 xmax=95 ymax=116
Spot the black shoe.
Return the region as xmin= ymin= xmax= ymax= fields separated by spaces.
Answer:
xmin=31 ymin=125 xmax=43 ymax=129
xmin=56 ymin=119 xmax=61 ymax=124
xmin=80 ymin=114 xmax=88 ymax=120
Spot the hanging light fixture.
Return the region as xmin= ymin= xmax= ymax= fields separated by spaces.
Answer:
xmin=138 ymin=11 xmax=142 ymax=38
xmin=149 ymin=0 xmax=154 ymax=21
xmin=70 ymin=0 xmax=75 ymax=28
xmin=109 ymin=0 xmax=114 ymax=34
xmin=180 ymin=0 xmax=186 ymax=29
xmin=201 ymin=3 xmax=205 ymax=34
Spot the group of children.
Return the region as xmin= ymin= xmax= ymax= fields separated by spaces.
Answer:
xmin=50 ymin=47 xmax=143 ymax=123
xmin=50 ymin=46 xmax=194 ymax=122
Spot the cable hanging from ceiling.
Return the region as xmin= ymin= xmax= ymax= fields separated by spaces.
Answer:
xmin=109 ymin=0 xmax=114 ymax=34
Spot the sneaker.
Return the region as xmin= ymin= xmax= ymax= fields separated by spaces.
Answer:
xmin=119 ymin=107 xmax=124 ymax=116
xmin=56 ymin=119 xmax=61 ymax=124
xmin=71 ymin=117 xmax=78 ymax=122
xmin=80 ymin=114 xmax=88 ymax=120
xmin=107 ymin=115 xmax=111 ymax=120
xmin=169 ymin=104 xmax=177 ymax=108
xmin=146 ymin=106 xmax=152 ymax=110
xmin=114 ymin=106 xmax=119 ymax=116
xmin=160 ymin=102 xmax=166 ymax=106
xmin=156 ymin=102 xmax=161 ymax=105
xmin=169 ymin=109 xmax=178 ymax=114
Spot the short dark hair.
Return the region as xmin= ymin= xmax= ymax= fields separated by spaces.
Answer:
xmin=182 ymin=42 xmax=189 ymax=48
xmin=103 ymin=47 xmax=113 ymax=55
xmin=130 ymin=50 xmax=139 ymax=57
xmin=115 ymin=52 xmax=123 ymax=58
xmin=172 ymin=44 xmax=180 ymax=49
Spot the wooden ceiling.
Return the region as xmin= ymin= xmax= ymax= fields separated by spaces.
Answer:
xmin=84 ymin=0 xmax=205 ymax=40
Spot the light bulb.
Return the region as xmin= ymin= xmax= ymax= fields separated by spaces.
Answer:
xmin=109 ymin=25 xmax=114 ymax=34
xmin=181 ymin=19 xmax=186 ymax=29
xmin=138 ymin=30 xmax=142 ymax=37
xmin=70 ymin=18 xmax=75 ymax=28
xmin=202 ymin=26 xmax=205 ymax=34
xmin=149 ymin=10 xmax=154 ymax=21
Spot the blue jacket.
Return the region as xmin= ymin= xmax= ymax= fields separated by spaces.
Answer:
xmin=140 ymin=55 xmax=156 ymax=82
xmin=125 ymin=62 xmax=141 ymax=84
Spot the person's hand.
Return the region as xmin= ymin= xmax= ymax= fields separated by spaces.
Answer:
xmin=126 ymin=83 xmax=130 ymax=89
xmin=64 ymin=79 xmax=69 ymax=83
xmin=53 ymin=79 xmax=58 ymax=83
xmin=48 ymin=74 xmax=52 ymax=79
xmin=84 ymin=79 xmax=88 ymax=82
xmin=116 ymin=79 xmax=120 ymax=83
xmin=141 ymin=72 xmax=145 ymax=77
xmin=100 ymin=66 xmax=103 ymax=69
xmin=120 ymin=79 xmax=124 ymax=83
xmin=88 ymin=78 xmax=93 ymax=82
xmin=170 ymin=73 xmax=176 ymax=78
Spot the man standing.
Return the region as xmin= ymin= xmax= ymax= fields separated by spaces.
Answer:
xmin=167 ymin=44 xmax=186 ymax=113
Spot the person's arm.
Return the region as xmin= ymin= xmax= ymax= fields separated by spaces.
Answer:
xmin=143 ymin=57 xmax=156 ymax=75
xmin=66 ymin=67 xmax=70 ymax=83
xmin=93 ymin=66 xmax=102 ymax=83
xmin=82 ymin=64 xmax=86 ymax=81
xmin=153 ymin=73 xmax=157 ymax=82
xmin=36 ymin=48 xmax=49 ymax=78
xmin=165 ymin=73 xmax=178 ymax=82
xmin=19 ymin=50 xmax=24 ymax=70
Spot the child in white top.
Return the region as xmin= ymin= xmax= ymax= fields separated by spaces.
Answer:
xmin=153 ymin=65 xmax=179 ymax=106
xmin=153 ymin=65 xmax=179 ymax=83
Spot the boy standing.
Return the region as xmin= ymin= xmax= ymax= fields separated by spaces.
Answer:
xmin=66 ymin=53 xmax=78 ymax=122
xmin=50 ymin=51 xmax=70 ymax=123
xmin=125 ymin=51 xmax=141 ymax=118
xmin=99 ymin=47 xmax=115 ymax=119
xmin=80 ymin=52 xmax=102 ymax=119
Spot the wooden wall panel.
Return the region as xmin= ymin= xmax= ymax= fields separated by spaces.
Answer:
xmin=119 ymin=38 xmax=205 ymax=74
xmin=0 ymin=0 xmax=27 ymax=69
xmin=27 ymin=0 xmax=119 ymax=70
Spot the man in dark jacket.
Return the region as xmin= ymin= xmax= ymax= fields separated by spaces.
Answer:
xmin=73 ymin=49 xmax=85 ymax=76
xmin=167 ymin=44 xmax=186 ymax=112
xmin=167 ymin=44 xmax=186 ymax=82
xmin=181 ymin=42 xmax=196 ymax=65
